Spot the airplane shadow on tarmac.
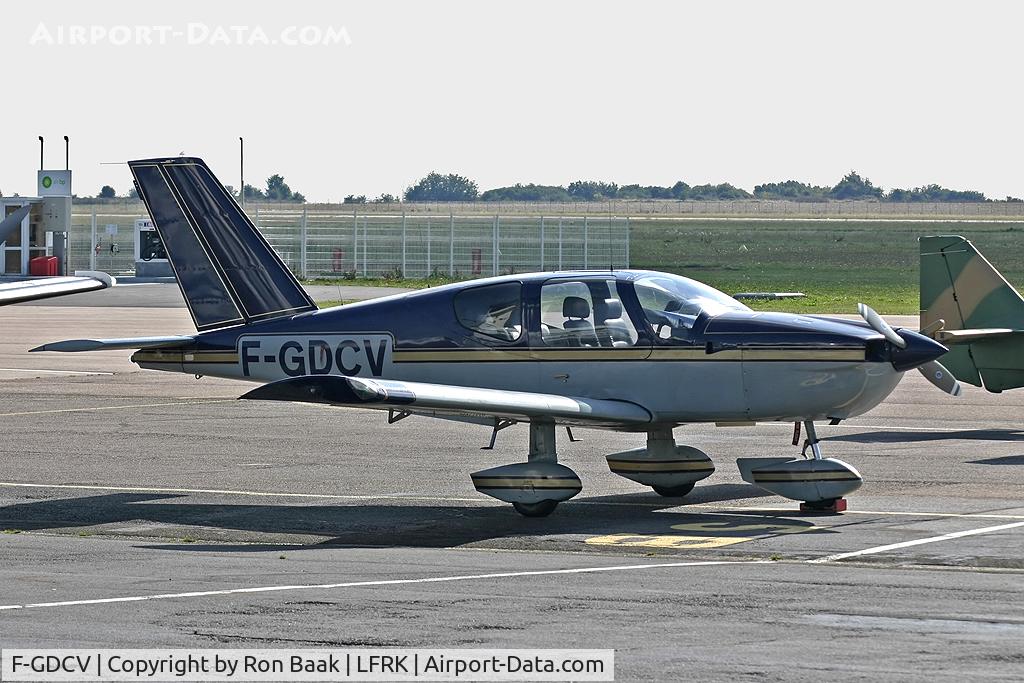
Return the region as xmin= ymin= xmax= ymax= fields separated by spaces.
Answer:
xmin=827 ymin=428 xmax=1024 ymax=444
xmin=0 ymin=483 xmax=834 ymax=552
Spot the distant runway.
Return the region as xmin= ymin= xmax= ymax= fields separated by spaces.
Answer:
xmin=0 ymin=301 xmax=1021 ymax=680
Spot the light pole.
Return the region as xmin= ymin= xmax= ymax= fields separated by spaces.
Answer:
xmin=38 ymin=136 xmax=43 ymax=169
xmin=64 ymin=135 xmax=69 ymax=169
xmin=239 ymin=137 xmax=244 ymax=209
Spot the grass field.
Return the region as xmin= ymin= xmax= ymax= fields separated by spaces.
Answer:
xmin=310 ymin=218 xmax=1024 ymax=314
xmin=628 ymin=218 xmax=1024 ymax=314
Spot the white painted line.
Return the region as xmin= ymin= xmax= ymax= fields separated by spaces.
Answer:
xmin=0 ymin=399 xmax=234 ymax=417
xmin=809 ymin=520 xmax=1024 ymax=563
xmin=0 ymin=368 xmax=114 ymax=376
xmin=756 ymin=421 xmax=1017 ymax=434
xmin=676 ymin=504 xmax=1024 ymax=521
xmin=0 ymin=481 xmax=483 ymax=504
xmin=0 ymin=559 xmax=766 ymax=611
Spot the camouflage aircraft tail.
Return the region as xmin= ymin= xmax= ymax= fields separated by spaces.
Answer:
xmin=920 ymin=235 xmax=1024 ymax=392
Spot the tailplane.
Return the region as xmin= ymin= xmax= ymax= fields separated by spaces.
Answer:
xmin=129 ymin=157 xmax=316 ymax=331
xmin=920 ymin=235 xmax=1024 ymax=391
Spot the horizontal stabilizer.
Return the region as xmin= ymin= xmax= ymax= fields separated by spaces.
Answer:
xmin=240 ymin=375 xmax=652 ymax=426
xmin=935 ymin=328 xmax=1022 ymax=344
xmin=0 ymin=274 xmax=113 ymax=306
xmin=31 ymin=335 xmax=195 ymax=353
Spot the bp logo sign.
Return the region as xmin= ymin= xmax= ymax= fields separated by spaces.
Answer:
xmin=37 ymin=170 xmax=70 ymax=195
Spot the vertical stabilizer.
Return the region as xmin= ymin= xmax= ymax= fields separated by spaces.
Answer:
xmin=129 ymin=157 xmax=316 ymax=331
xmin=920 ymin=235 xmax=1024 ymax=391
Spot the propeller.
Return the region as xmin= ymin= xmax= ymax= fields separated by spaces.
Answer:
xmin=857 ymin=303 xmax=962 ymax=397
xmin=919 ymin=360 xmax=963 ymax=397
xmin=857 ymin=303 xmax=906 ymax=348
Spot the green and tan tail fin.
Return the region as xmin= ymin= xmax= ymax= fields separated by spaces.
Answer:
xmin=920 ymin=235 xmax=1024 ymax=392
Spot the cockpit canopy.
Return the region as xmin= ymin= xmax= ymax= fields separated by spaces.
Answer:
xmin=633 ymin=273 xmax=749 ymax=335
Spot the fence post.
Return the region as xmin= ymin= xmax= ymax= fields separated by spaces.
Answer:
xmin=352 ymin=209 xmax=358 ymax=274
xmin=89 ymin=206 xmax=97 ymax=271
xmin=625 ymin=216 xmax=630 ymax=268
xmin=362 ymin=216 xmax=368 ymax=277
xmin=492 ymin=215 xmax=499 ymax=276
xmin=426 ymin=217 xmax=432 ymax=276
xmin=449 ymin=214 xmax=455 ymax=277
xmin=539 ymin=216 xmax=545 ymax=270
xmin=299 ymin=207 xmax=308 ymax=279
xmin=558 ymin=217 xmax=563 ymax=270
xmin=583 ymin=216 xmax=589 ymax=269
xmin=401 ymin=213 xmax=407 ymax=278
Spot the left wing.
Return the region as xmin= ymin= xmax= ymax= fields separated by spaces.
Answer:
xmin=0 ymin=272 xmax=115 ymax=306
xmin=240 ymin=375 xmax=652 ymax=427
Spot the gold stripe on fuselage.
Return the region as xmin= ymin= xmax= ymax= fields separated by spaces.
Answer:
xmin=133 ymin=350 xmax=239 ymax=365
xmin=134 ymin=346 xmax=866 ymax=366
xmin=392 ymin=347 xmax=866 ymax=363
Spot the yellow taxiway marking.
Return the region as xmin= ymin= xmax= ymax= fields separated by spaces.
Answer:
xmin=586 ymin=519 xmax=823 ymax=549
xmin=0 ymin=399 xmax=236 ymax=418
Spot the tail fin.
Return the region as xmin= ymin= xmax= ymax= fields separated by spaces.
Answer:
xmin=129 ymin=157 xmax=316 ymax=331
xmin=920 ymin=235 xmax=1024 ymax=391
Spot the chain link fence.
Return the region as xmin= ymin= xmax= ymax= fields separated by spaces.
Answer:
xmin=69 ymin=205 xmax=630 ymax=278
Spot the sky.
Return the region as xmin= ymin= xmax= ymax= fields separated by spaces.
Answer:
xmin=1 ymin=0 xmax=1021 ymax=202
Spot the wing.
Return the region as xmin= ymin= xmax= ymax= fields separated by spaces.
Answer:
xmin=240 ymin=375 xmax=652 ymax=427
xmin=0 ymin=272 xmax=114 ymax=306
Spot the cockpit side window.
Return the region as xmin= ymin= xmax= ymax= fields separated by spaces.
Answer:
xmin=453 ymin=282 xmax=523 ymax=342
xmin=540 ymin=280 xmax=638 ymax=348
xmin=634 ymin=274 xmax=748 ymax=340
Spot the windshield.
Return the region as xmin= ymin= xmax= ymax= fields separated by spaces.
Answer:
xmin=633 ymin=273 xmax=748 ymax=335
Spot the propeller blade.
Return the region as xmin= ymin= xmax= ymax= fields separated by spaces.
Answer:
xmin=857 ymin=302 xmax=907 ymax=349
xmin=918 ymin=360 xmax=962 ymax=397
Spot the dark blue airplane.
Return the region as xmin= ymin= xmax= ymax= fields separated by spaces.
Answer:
xmin=34 ymin=158 xmax=957 ymax=516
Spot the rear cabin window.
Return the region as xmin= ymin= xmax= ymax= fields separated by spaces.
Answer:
xmin=453 ymin=282 xmax=523 ymax=341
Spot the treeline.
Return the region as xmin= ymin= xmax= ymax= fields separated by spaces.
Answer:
xmin=397 ymin=170 xmax=1009 ymax=203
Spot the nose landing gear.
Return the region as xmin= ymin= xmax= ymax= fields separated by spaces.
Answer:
xmin=737 ymin=420 xmax=862 ymax=512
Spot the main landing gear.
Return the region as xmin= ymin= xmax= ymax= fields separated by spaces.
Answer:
xmin=470 ymin=421 xmax=582 ymax=517
xmin=606 ymin=428 xmax=715 ymax=497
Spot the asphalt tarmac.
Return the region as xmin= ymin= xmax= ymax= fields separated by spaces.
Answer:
xmin=0 ymin=293 xmax=1022 ymax=680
